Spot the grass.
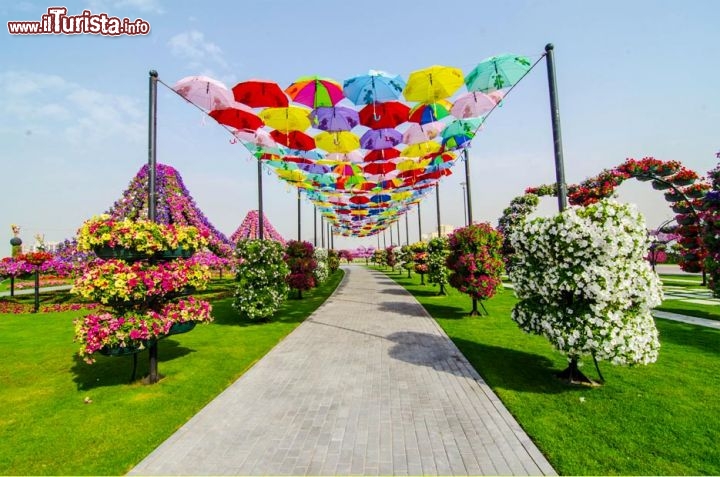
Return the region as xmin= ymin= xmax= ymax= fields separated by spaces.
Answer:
xmin=375 ymin=266 xmax=720 ymax=476
xmin=0 ymin=270 xmax=344 ymax=475
xmin=656 ymin=273 xmax=720 ymax=321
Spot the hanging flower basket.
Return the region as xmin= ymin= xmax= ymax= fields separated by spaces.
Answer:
xmin=681 ymin=260 xmax=703 ymax=273
xmin=655 ymin=165 xmax=680 ymax=177
xmin=159 ymin=247 xmax=194 ymax=260
xmin=99 ymin=341 xmax=149 ymax=357
xmin=671 ymin=201 xmax=694 ymax=214
xmin=94 ymin=246 xmax=149 ymax=261
xmin=664 ymin=190 xmax=684 ymax=203
xmin=634 ymin=174 xmax=652 ymax=182
xmin=167 ymin=321 xmax=196 ymax=335
xmin=676 ymin=214 xmax=696 ymax=226
xmin=651 ymin=180 xmax=672 ymax=190
xmin=672 ymin=179 xmax=695 ymax=187
xmin=685 ymin=188 xmax=707 ymax=199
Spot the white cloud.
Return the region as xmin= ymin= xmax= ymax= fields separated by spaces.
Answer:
xmin=86 ymin=0 xmax=164 ymax=14
xmin=168 ymin=30 xmax=229 ymax=72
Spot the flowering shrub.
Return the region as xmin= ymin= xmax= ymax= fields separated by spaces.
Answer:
xmin=76 ymin=215 xmax=209 ymax=254
xmin=313 ymin=248 xmax=329 ymax=284
xmin=509 ymin=200 xmax=662 ymax=374
xmin=17 ymin=251 xmax=54 ymax=266
xmin=411 ymin=242 xmax=428 ymax=283
xmin=427 ymin=237 xmax=449 ymax=294
xmin=230 ymin=210 xmax=286 ymax=245
xmin=0 ymin=257 xmax=33 ymax=278
xmin=328 ymin=249 xmax=340 ymax=273
xmin=284 ymin=240 xmax=317 ymax=298
xmin=398 ymin=245 xmax=415 ymax=277
xmin=702 ymin=164 xmax=720 ymax=296
xmin=385 ymin=246 xmax=397 ymax=269
xmin=155 ymin=296 xmax=213 ymax=325
xmin=446 ymin=223 xmax=505 ymax=315
xmin=233 ymin=239 xmax=289 ymax=320
xmin=372 ymin=249 xmax=386 ymax=266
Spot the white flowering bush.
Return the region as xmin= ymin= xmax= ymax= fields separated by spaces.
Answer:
xmin=313 ymin=247 xmax=329 ymax=284
xmin=233 ymin=239 xmax=289 ymax=320
xmin=427 ymin=237 xmax=449 ymax=294
xmin=509 ymin=199 xmax=662 ymax=373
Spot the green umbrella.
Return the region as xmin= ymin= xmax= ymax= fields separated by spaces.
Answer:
xmin=464 ymin=54 xmax=532 ymax=93
xmin=440 ymin=118 xmax=483 ymax=139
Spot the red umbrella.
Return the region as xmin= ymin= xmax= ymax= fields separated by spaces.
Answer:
xmin=363 ymin=161 xmax=396 ymax=175
xmin=269 ymin=130 xmax=316 ymax=150
xmin=232 ymin=79 xmax=289 ymax=107
xmin=349 ymin=195 xmax=371 ymax=205
xmin=209 ymin=106 xmax=264 ymax=131
xmin=364 ymin=148 xmax=401 ymax=162
xmin=359 ymin=101 xmax=410 ymax=129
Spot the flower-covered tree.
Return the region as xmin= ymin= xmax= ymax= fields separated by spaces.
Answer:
xmin=313 ymin=248 xmax=329 ymax=284
xmin=446 ymin=223 xmax=504 ymax=316
xmin=284 ymin=240 xmax=317 ymax=299
xmin=398 ymin=245 xmax=414 ymax=278
xmin=411 ymin=242 xmax=428 ymax=284
xmin=372 ymin=248 xmax=386 ymax=267
xmin=233 ymin=239 xmax=289 ymax=320
xmin=427 ymin=237 xmax=449 ymax=295
xmin=385 ymin=246 xmax=397 ymax=271
xmin=702 ymin=163 xmax=720 ymax=296
xmin=509 ymin=199 xmax=662 ymax=384
xmin=327 ymin=249 xmax=340 ymax=273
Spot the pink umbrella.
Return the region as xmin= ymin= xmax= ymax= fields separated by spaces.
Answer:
xmin=450 ymin=91 xmax=498 ymax=119
xmin=173 ymin=75 xmax=233 ymax=111
xmin=325 ymin=151 xmax=364 ymax=163
xmin=402 ymin=121 xmax=445 ymax=145
xmin=232 ymin=128 xmax=277 ymax=148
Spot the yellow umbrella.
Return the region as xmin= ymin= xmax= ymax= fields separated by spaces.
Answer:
xmin=315 ymin=131 xmax=360 ymax=153
xmin=391 ymin=191 xmax=414 ymax=200
xmin=275 ymin=169 xmax=307 ymax=182
xmin=400 ymin=141 xmax=442 ymax=158
xmin=395 ymin=157 xmax=430 ymax=171
xmin=403 ymin=65 xmax=464 ymax=102
xmin=259 ymin=106 xmax=311 ymax=131
xmin=351 ymin=209 xmax=369 ymax=216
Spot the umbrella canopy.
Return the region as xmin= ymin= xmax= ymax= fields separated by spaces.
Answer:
xmin=363 ymin=161 xmax=396 ymax=175
xmin=233 ymin=128 xmax=277 ymax=148
xmin=275 ymin=168 xmax=307 ymax=183
xmin=343 ymin=70 xmax=406 ymax=105
xmin=408 ymin=100 xmax=451 ymax=124
xmin=402 ymin=121 xmax=444 ymax=144
xmin=173 ymin=75 xmax=233 ymax=111
xmin=441 ymin=118 xmax=483 ymax=139
xmin=364 ymin=148 xmax=401 ymax=162
xmin=209 ymin=105 xmax=264 ymax=131
xmin=332 ymin=162 xmax=363 ymax=176
xmin=349 ymin=195 xmax=371 ymax=205
xmin=401 ymin=141 xmax=442 ymax=158
xmin=286 ymin=76 xmax=344 ymax=108
xmin=358 ymin=101 xmax=409 ymax=129
xmin=232 ymin=79 xmax=289 ymax=108
xmin=403 ymin=65 xmax=464 ymax=102
xmin=360 ymin=128 xmax=403 ymax=150
xmin=315 ymin=131 xmax=360 ymax=153
xmin=464 ymin=54 xmax=532 ymax=93
xmin=451 ymin=91 xmax=498 ymax=119
xmin=259 ymin=106 xmax=311 ymax=132
xmin=269 ymin=130 xmax=316 ymax=151
xmin=323 ymin=151 xmax=365 ymax=164
xmin=395 ymin=157 xmax=430 ymax=171
xmin=309 ymin=106 xmax=360 ymax=131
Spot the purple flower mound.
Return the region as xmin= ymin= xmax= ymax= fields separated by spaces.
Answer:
xmin=230 ymin=210 xmax=286 ymax=245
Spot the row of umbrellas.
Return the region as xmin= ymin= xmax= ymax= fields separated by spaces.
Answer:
xmin=172 ymin=54 xmax=533 ymax=237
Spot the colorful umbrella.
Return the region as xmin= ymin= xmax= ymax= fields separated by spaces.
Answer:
xmin=395 ymin=157 xmax=430 ymax=171
xmin=233 ymin=128 xmax=277 ymax=148
xmin=332 ymin=162 xmax=363 ymax=176
xmin=232 ymin=79 xmax=289 ymax=108
xmin=209 ymin=105 xmax=264 ymax=131
xmin=408 ymin=100 xmax=452 ymax=124
xmin=402 ymin=121 xmax=444 ymax=144
xmin=315 ymin=131 xmax=360 ymax=153
xmin=286 ymin=76 xmax=344 ymax=108
xmin=451 ymin=91 xmax=498 ymax=119
xmin=322 ymin=151 xmax=365 ymax=164
xmin=309 ymin=106 xmax=360 ymax=131
xmin=259 ymin=106 xmax=311 ymax=132
xmin=296 ymin=162 xmax=331 ymax=174
xmin=360 ymin=128 xmax=403 ymax=150
xmin=464 ymin=54 xmax=532 ymax=93
xmin=173 ymin=75 xmax=233 ymax=111
xmin=364 ymin=148 xmax=401 ymax=162
xmin=343 ymin=70 xmax=406 ymax=105
xmin=349 ymin=195 xmax=371 ymax=205
xmin=401 ymin=141 xmax=442 ymax=158
xmin=275 ymin=168 xmax=307 ymax=183
xmin=269 ymin=130 xmax=316 ymax=150
xmin=363 ymin=161 xmax=396 ymax=175
xmin=370 ymin=193 xmax=392 ymax=203
xmin=441 ymin=118 xmax=483 ymax=139
xmin=403 ymin=65 xmax=464 ymax=102
xmin=358 ymin=101 xmax=409 ymax=129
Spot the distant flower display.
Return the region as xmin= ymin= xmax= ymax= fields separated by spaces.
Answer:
xmin=230 ymin=210 xmax=286 ymax=245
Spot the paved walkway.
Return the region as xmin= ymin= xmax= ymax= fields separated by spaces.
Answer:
xmin=129 ymin=265 xmax=556 ymax=476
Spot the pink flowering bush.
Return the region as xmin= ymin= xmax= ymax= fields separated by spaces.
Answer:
xmin=284 ymin=240 xmax=317 ymax=299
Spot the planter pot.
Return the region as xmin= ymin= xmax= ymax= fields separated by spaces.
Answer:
xmin=167 ymin=321 xmax=196 ymax=335
xmin=676 ymin=214 xmax=695 ymax=226
xmin=664 ymin=191 xmax=684 ymax=203
xmin=672 ymin=178 xmax=695 ymax=187
xmin=651 ymin=180 xmax=672 ymax=190
xmin=99 ymin=342 xmax=146 ymax=357
xmin=634 ymin=174 xmax=652 ymax=182
xmin=685 ymin=189 xmax=707 ymax=199
xmin=159 ymin=247 xmax=194 ymax=260
xmin=672 ymin=203 xmax=693 ymax=214
xmin=94 ymin=246 xmax=149 ymax=261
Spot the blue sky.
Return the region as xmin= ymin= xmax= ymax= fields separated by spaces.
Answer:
xmin=1 ymin=0 xmax=718 ymax=254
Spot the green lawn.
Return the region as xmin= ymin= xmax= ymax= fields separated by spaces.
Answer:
xmin=376 ymin=266 xmax=720 ymax=476
xmin=0 ymin=270 xmax=344 ymax=475
xmin=657 ymin=274 xmax=720 ymax=321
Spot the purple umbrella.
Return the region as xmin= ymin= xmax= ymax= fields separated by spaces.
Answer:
xmin=360 ymin=128 xmax=403 ymax=150
xmin=309 ymin=106 xmax=360 ymax=131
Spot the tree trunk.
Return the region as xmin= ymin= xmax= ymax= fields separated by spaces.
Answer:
xmin=469 ymin=297 xmax=480 ymax=316
xmin=420 ymin=274 xmax=425 ymax=285
xmin=555 ymin=357 xmax=598 ymax=386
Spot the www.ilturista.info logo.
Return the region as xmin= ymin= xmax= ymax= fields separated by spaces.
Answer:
xmin=7 ymin=7 xmax=150 ymax=36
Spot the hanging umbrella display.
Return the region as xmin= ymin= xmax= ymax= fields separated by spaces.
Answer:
xmin=441 ymin=118 xmax=482 ymax=150
xmin=286 ymin=76 xmax=344 ymax=108
xmin=232 ymin=79 xmax=289 ymax=107
xmin=403 ymin=65 xmax=464 ymax=102
xmin=209 ymin=105 xmax=264 ymax=131
xmin=349 ymin=195 xmax=371 ymax=205
xmin=358 ymin=101 xmax=410 ymax=129
xmin=364 ymin=148 xmax=401 ymax=162
xmin=360 ymin=128 xmax=403 ymax=150
xmin=343 ymin=70 xmax=406 ymax=105
xmin=395 ymin=157 xmax=430 ymax=171
xmin=408 ymin=100 xmax=452 ymax=124
xmin=275 ymin=168 xmax=307 ymax=183
xmin=322 ymin=151 xmax=364 ymax=164
xmin=370 ymin=193 xmax=392 ymax=204
xmin=269 ymin=130 xmax=316 ymax=150
xmin=173 ymin=75 xmax=233 ymax=111
xmin=233 ymin=128 xmax=277 ymax=148
xmin=402 ymin=121 xmax=445 ymax=144
xmin=464 ymin=54 xmax=532 ymax=93
xmin=363 ymin=161 xmax=396 ymax=175
xmin=332 ymin=162 xmax=363 ymax=176
xmin=401 ymin=141 xmax=442 ymax=158
xmin=315 ymin=131 xmax=360 ymax=153
xmin=309 ymin=106 xmax=360 ymax=131
xmin=450 ymin=91 xmax=498 ymax=119
xmin=259 ymin=106 xmax=311 ymax=132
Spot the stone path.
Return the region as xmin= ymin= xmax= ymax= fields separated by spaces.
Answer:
xmin=129 ymin=265 xmax=556 ymax=476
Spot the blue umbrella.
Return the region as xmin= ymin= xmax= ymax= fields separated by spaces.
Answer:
xmin=343 ymin=70 xmax=406 ymax=105
xmin=464 ymin=54 xmax=532 ymax=93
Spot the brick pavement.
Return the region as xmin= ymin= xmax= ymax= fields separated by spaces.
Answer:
xmin=129 ymin=265 xmax=556 ymax=476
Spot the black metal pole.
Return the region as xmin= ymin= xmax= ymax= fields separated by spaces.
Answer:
xmin=321 ymin=217 xmax=325 ymax=248
xmin=147 ymin=69 xmax=159 ymax=384
xmin=396 ymin=220 xmax=400 ymax=247
xmin=417 ymin=203 xmax=422 ymax=242
xmin=377 ymin=233 xmax=380 ymax=249
xmin=460 ymin=182 xmax=467 ymax=226
xmin=313 ymin=206 xmax=317 ymax=246
xmin=463 ymin=148 xmax=473 ymax=224
xmin=33 ymin=268 xmax=40 ymax=313
xmin=297 ymin=189 xmax=301 ymax=241
xmin=258 ymin=161 xmax=264 ymax=239
xmin=436 ymin=184 xmax=441 ymax=237
xmin=389 ymin=224 xmax=394 ymax=246
xmin=405 ymin=213 xmax=409 ymax=246
xmin=545 ymin=43 xmax=568 ymax=212
xmin=383 ymin=228 xmax=387 ymax=248
xmin=330 ymin=227 xmax=334 ymax=249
